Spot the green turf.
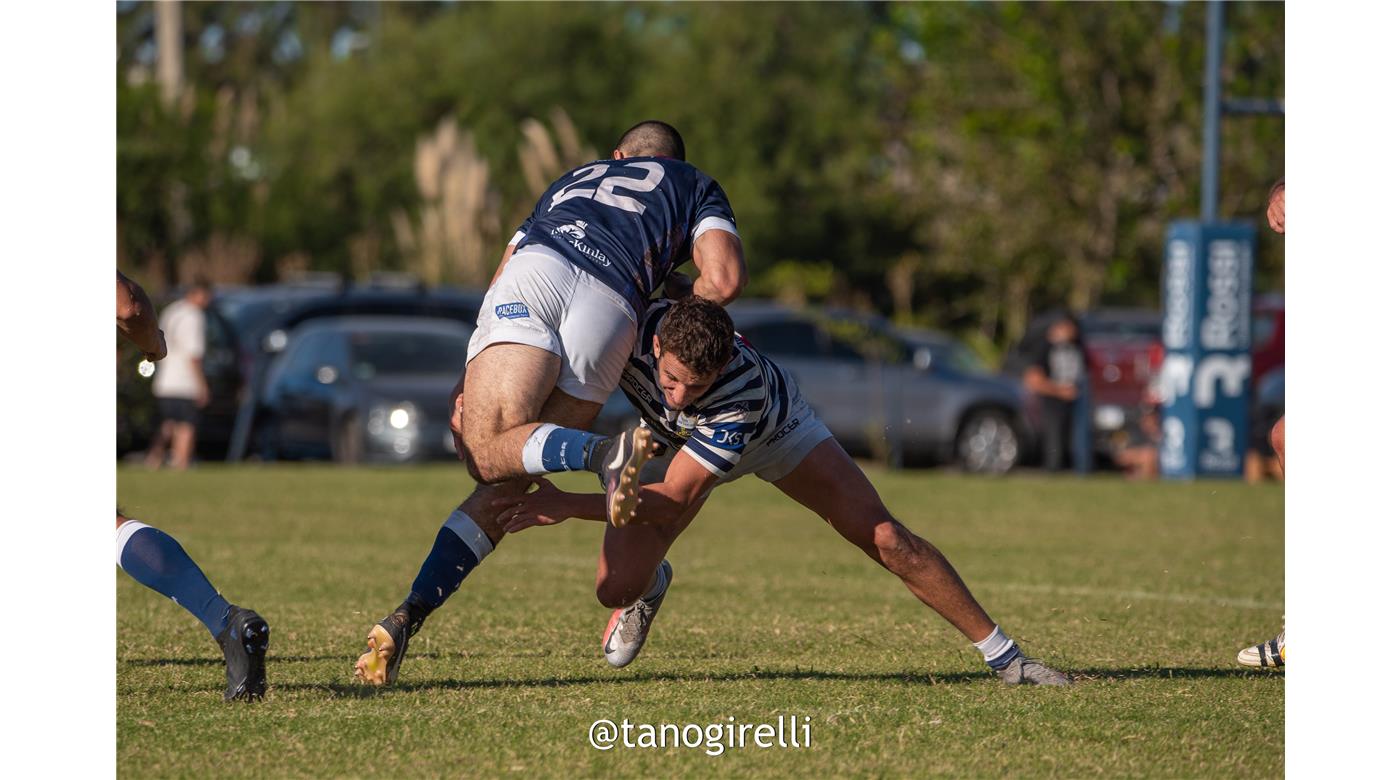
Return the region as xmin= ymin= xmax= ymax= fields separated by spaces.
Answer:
xmin=117 ymin=465 xmax=1283 ymax=778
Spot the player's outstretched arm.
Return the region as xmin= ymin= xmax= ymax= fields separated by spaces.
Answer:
xmin=116 ymin=270 xmax=167 ymax=360
xmin=494 ymin=450 xmax=717 ymax=533
xmin=690 ymin=230 xmax=746 ymax=305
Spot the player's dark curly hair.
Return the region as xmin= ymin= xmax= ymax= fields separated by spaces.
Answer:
xmin=658 ymin=296 xmax=734 ymax=376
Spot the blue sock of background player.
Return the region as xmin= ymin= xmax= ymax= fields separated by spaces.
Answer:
xmin=117 ymin=517 xmax=231 ymax=637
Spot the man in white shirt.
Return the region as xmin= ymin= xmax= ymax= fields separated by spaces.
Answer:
xmin=146 ymin=279 xmax=212 ymax=470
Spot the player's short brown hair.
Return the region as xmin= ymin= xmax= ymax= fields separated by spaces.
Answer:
xmin=657 ymin=296 xmax=734 ymax=377
xmin=616 ymin=120 xmax=686 ymax=161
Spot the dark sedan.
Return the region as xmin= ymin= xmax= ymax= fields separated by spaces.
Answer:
xmin=249 ymin=317 xmax=472 ymax=463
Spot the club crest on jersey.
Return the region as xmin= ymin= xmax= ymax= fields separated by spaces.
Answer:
xmin=675 ymin=411 xmax=699 ymax=439
xmin=550 ymin=220 xmax=610 ymax=267
xmin=495 ymin=302 xmax=530 ymax=319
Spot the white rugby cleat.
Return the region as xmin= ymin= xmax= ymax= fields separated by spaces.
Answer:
xmin=1237 ymin=629 xmax=1285 ymax=669
xmin=602 ymin=560 xmax=672 ymax=668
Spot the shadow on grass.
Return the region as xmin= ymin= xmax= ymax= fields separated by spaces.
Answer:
xmin=121 ymin=652 xmax=453 ymax=667
xmin=259 ymin=665 xmax=1280 ymax=697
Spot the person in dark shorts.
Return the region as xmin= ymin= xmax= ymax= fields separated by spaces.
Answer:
xmin=1022 ymin=312 xmax=1087 ymax=471
xmin=145 ymin=279 xmax=212 ymax=470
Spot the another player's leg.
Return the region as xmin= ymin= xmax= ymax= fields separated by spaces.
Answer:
xmin=1237 ymin=416 xmax=1285 ymax=668
xmin=594 ymin=497 xmax=704 ymax=668
xmin=1237 ymin=628 xmax=1285 ymax=668
xmin=117 ymin=512 xmax=269 ymax=700
xmin=354 ymin=486 xmax=506 ymax=686
xmin=169 ymin=419 xmax=197 ymax=470
xmin=144 ymin=419 xmax=173 ymax=469
xmin=455 ymin=342 xmax=652 ymax=519
xmin=354 ymin=386 xmax=604 ymax=685
xmin=772 ymin=439 xmax=1069 ymax=686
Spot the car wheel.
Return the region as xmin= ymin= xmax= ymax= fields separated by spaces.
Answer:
xmin=955 ymin=410 xmax=1019 ymax=475
xmin=333 ymin=414 xmax=364 ymax=465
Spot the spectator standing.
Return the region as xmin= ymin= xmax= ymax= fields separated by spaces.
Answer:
xmin=1023 ymin=312 xmax=1087 ymax=471
xmin=145 ymin=280 xmax=211 ymax=470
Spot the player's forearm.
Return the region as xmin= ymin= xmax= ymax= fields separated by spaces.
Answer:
xmin=690 ymin=232 xmax=747 ymax=305
xmin=692 ymin=274 xmax=743 ymax=306
xmin=545 ymin=491 xmax=608 ymax=523
xmin=627 ymin=480 xmax=707 ymax=527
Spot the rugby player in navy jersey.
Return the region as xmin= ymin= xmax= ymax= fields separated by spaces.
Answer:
xmin=355 ymin=122 xmax=747 ymax=685
xmin=491 ymin=296 xmax=1070 ymax=685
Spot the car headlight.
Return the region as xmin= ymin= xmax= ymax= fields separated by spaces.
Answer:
xmin=368 ymin=403 xmax=419 ymax=438
xmin=1094 ymin=404 xmax=1126 ymax=431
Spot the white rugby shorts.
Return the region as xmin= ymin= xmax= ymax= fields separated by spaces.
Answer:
xmin=722 ymin=396 xmax=834 ymax=483
xmin=467 ymin=246 xmax=637 ymax=404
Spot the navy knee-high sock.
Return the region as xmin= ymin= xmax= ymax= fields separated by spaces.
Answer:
xmin=117 ymin=521 xmax=231 ymax=639
xmin=402 ymin=510 xmax=495 ymax=626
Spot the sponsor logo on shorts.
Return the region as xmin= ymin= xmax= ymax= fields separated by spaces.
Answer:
xmin=764 ymin=416 xmax=803 ymax=447
xmin=495 ymin=302 xmax=530 ymax=319
xmin=551 ymin=220 xmax=610 ymax=267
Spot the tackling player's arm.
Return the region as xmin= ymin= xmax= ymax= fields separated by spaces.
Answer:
xmin=689 ymin=229 xmax=746 ymax=305
xmin=488 ymin=240 xmax=518 ymax=288
xmin=116 ymin=271 xmax=167 ymax=360
xmin=493 ymin=448 xmax=719 ymax=532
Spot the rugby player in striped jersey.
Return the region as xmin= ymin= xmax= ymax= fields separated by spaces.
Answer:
xmin=492 ymin=296 xmax=1070 ymax=685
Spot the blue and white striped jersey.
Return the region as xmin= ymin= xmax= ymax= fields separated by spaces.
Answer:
xmin=618 ymin=300 xmax=805 ymax=478
xmin=510 ymin=157 xmax=738 ymax=317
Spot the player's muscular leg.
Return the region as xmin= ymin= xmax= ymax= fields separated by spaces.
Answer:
xmin=459 ymin=384 xmax=604 ymax=544
xmin=595 ymin=500 xmax=702 ymax=608
xmin=773 ymin=439 xmax=997 ymax=642
xmin=1271 ymin=415 xmax=1285 ymax=472
xmin=457 ymin=343 xmax=569 ymax=483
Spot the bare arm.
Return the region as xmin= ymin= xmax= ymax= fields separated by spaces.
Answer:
xmin=488 ymin=241 xmax=518 ymax=287
xmin=116 ymin=271 xmax=167 ymax=360
xmin=494 ymin=448 xmax=719 ymax=532
xmin=1022 ymin=365 xmax=1073 ymax=401
xmin=1266 ymin=178 xmax=1285 ymax=234
xmin=689 ymin=230 xmax=746 ymax=305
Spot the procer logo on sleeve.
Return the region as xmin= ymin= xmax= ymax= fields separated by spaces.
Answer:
xmin=495 ymin=302 xmax=531 ymax=320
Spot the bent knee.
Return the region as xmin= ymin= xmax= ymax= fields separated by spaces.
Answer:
xmin=870 ymin=519 xmax=921 ymax=570
xmin=1270 ymin=417 xmax=1285 ymax=458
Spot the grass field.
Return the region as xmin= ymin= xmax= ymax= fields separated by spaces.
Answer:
xmin=117 ymin=465 xmax=1283 ymax=778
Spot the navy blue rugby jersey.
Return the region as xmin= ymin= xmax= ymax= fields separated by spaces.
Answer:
xmin=618 ymin=300 xmax=806 ymax=479
xmin=510 ymin=157 xmax=738 ymax=315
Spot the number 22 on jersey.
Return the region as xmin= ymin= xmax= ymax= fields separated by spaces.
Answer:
xmin=549 ymin=162 xmax=666 ymax=215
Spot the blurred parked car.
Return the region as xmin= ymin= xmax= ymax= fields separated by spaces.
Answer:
xmin=594 ymin=301 xmax=1029 ymax=474
xmin=248 ymin=317 xmax=473 ymax=464
xmin=220 ymin=283 xmax=483 ymax=461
